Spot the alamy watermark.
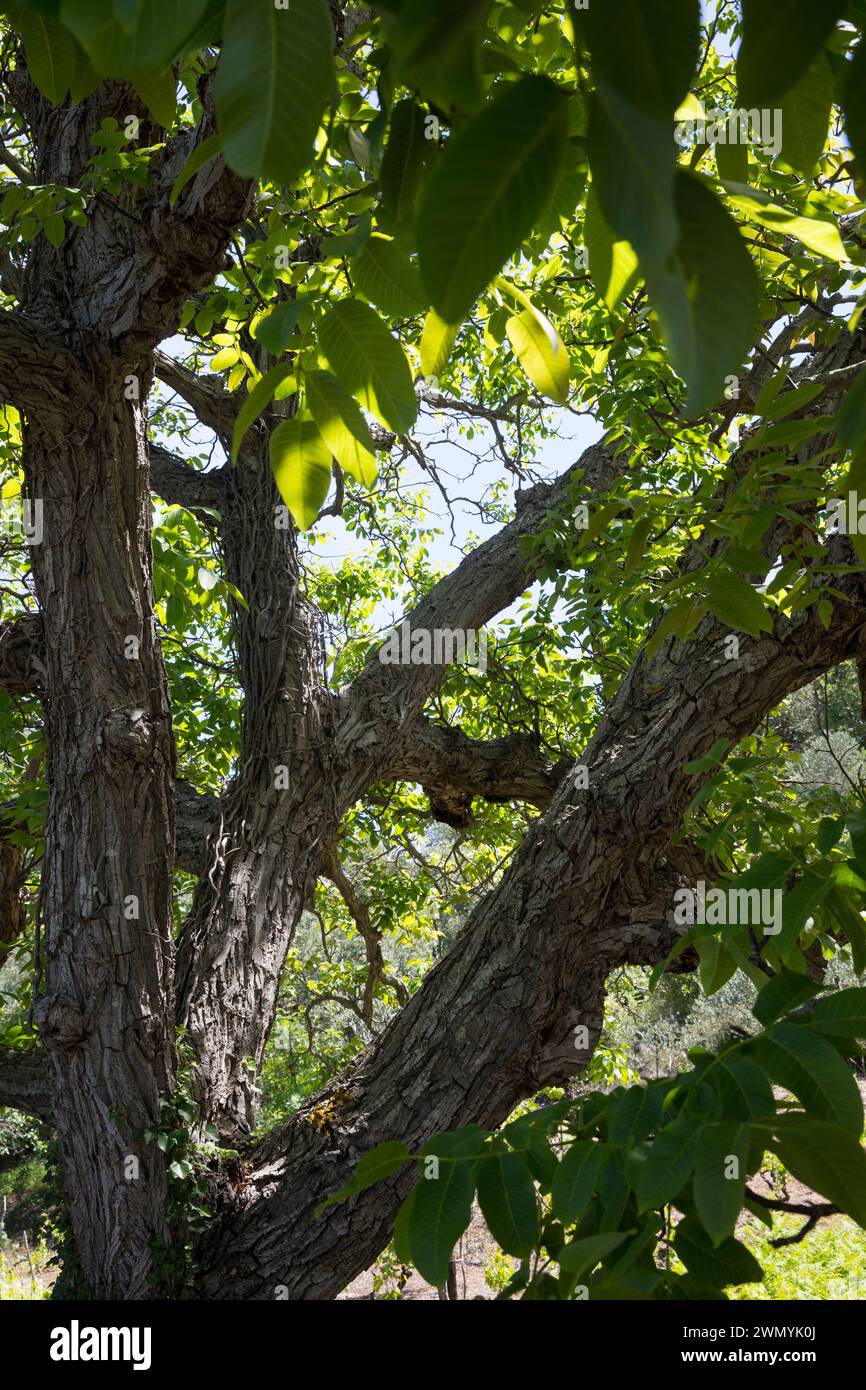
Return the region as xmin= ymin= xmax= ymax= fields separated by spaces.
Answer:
xmin=0 ymin=497 xmax=42 ymax=545
xmin=675 ymin=108 xmax=783 ymax=160
xmin=378 ymin=620 xmax=488 ymax=672
xmin=673 ymin=879 xmax=782 ymax=936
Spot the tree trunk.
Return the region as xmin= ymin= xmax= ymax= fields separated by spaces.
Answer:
xmin=23 ymin=381 xmax=176 ymax=1299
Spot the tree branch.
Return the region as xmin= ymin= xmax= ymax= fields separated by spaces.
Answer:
xmin=0 ymin=1048 xmax=52 ymax=1121
xmin=385 ymin=719 xmax=570 ymax=825
xmin=149 ymin=442 xmax=226 ymax=512
xmin=153 ymin=351 xmax=239 ymax=443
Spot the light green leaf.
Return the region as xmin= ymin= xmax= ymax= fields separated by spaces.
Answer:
xmin=232 ymin=363 xmax=295 ymax=463
xmin=317 ymin=1139 xmax=412 ymax=1212
xmin=420 ymin=309 xmax=459 ymax=380
xmin=19 ymin=10 xmax=76 ymax=104
xmin=723 ymin=181 xmax=848 ymax=263
xmin=705 ymin=571 xmax=773 ymax=637
xmin=556 ymin=1231 xmax=630 ymax=1277
xmin=269 ymin=417 xmax=332 ymax=530
xmin=632 ymin=1114 xmax=702 ymax=1212
xmin=576 ymin=0 xmax=699 ymax=119
xmin=551 ymin=1140 xmax=604 ymax=1225
xmin=584 ymin=182 xmax=640 ymax=310
xmin=215 ymin=0 xmax=333 ymax=183
xmin=588 ymin=78 xmax=678 ymax=275
xmin=417 ymin=75 xmax=568 ymax=322
xmin=306 ymin=369 xmax=378 ymax=488
xmin=319 ymin=299 xmax=417 ymax=435
xmin=505 ymin=307 xmax=570 ymax=404
xmin=131 ymin=67 xmax=177 ymax=129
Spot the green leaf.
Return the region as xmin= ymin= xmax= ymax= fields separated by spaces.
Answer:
xmin=722 ymin=181 xmax=848 ymax=263
xmin=306 ymin=369 xmax=378 ymax=488
xmin=131 ymin=67 xmax=177 ymax=128
xmin=693 ymin=1122 xmax=750 ymax=1246
xmin=317 ymin=1138 xmax=411 ymax=1212
xmin=392 ymin=1188 xmax=415 ymax=1264
xmin=779 ymin=51 xmax=833 ymax=175
xmin=505 ymin=307 xmax=570 ymax=404
xmin=587 ymin=78 xmax=678 ymax=275
xmin=632 ymin=1114 xmax=702 ymax=1213
xmin=777 ymin=871 xmax=832 ymax=958
xmin=710 ymin=1054 xmax=775 ymax=1121
xmin=737 ymin=0 xmax=846 ymax=106
xmin=715 ymin=136 xmax=747 ymax=184
xmin=764 ymin=1113 xmax=866 ymax=1226
xmin=837 ymin=368 xmax=866 ymax=451
xmin=319 ymin=299 xmax=417 ymax=435
xmin=576 ymin=0 xmax=699 ymax=119
xmin=647 ymin=172 xmax=758 ymax=415
xmin=476 ymin=1152 xmax=538 ymax=1258
xmin=823 ymin=887 xmax=866 ymax=975
xmin=843 ymin=37 xmax=866 ymax=178
xmin=417 ymin=75 xmax=568 ymax=322
xmin=758 ymin=1021 xmax=864 ymax=1135
xmin=19 ymin=10 xmax=76 ymax=104
xmin=251 ymin=299 xmax=310 ymax=356
xmin=762 ymin=380 xmax=825 ymax=421
xmin=551 ymin=1140 xmax=605 ymax=1225
xmin=269 ymin=417 xmax=332 ymax=530
xmin=379 ymin=98 xmax=429 ymax=234
xmin=607 ymin=1084 xmax=665 ymax=1145
xmin=422 ymin=1124 xmax=489 ymax=1160
xmin=705 ymin=571 xmax=773 ymax=637
xmin=231 ymin=363 xmax=295 ymax=463
xmin=420 ymin=310 xmax=459 ymax=380
xmin=351 ymin=234 xmax=428 ymax=319
xmin=409 ymin=1158 xmax=474 ymax=1287
xmin=683 ymin=737 xmax=728 ymax=775
xmin=215 ymin=0 xmax=333 ymax=183
xmin=584 ymin=182 xmax=640 ymax=311
xmin=556 ymin=1231 xmax=630 ymax=1277
xmin=381 ymin=0 xmax=491 ymax=113
xmin=60 ymin=0 xmax=210 ymax=73
xmin=752 ymin=968 xmax=821 ymax=1027
xmin=697 ymin=937 xmax=737 ymax=997
xmin=809 ymin=987 xmax=866 ymax=1041
xmin=676 ymin=1217 xmax=763 ymax=1287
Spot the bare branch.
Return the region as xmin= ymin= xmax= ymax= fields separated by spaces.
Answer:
xmin=153 ymin=352 xmax=238 ymax=443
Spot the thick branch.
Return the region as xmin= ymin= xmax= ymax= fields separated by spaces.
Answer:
xmin=0 ymin=1048 xmax=52 ymax=1121
xmin=386 ymin=719 xmax=570 ymax=825
xmin=153 ymin=352 xmax=238 ymax=443
xmin=149 ymin=442 xmax=226 ymax=512
xmin=0 ymin=613 xmax=44 ymax=695
xmin=0 ymin=310 xmax=87 ymax=412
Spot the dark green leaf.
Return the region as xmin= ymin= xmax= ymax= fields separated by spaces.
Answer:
xmin=676 ymin=1217 xmax=763 ymax=1287
xmin=551 ymin=1140 xmax=604 ymax=1224
xmin=577 ymin=0 xmax=699 ymax=119
xmin=476 ymin=1151 xmax=538 ymax=1258
xmin=409 ymin=1158 xmax=474 ymax=1286
xmin=647 ymin=172 xmax=759 ymax=415
xmin=752 ymin=968 xmax=821 ymax=1027
xmin=215 ymin=0 xmax=333 ymax=183
xmin=737 ymin=0 xmax=846 ymax=106
xmin=758 ymin=1022 xmax=864 ymax=1135
xmin=417 ymin=76 xmax=568 ymax=322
